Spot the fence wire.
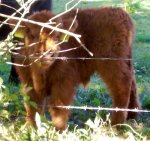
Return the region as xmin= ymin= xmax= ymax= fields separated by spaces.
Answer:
xmin=48 ymin=105 xmax=150 ymax=113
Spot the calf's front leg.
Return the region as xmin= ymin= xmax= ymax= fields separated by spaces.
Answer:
xmin=48 ymin=78 xmax=76 ymax=131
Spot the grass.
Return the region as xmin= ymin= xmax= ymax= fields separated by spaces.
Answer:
xmin=0 ymin=0 xmax=150 ymax=140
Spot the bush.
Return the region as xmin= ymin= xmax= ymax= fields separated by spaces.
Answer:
xmin=124 ymin=0 xmax=141 ymax=13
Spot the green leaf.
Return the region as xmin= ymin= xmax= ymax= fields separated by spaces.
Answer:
xmin=93 ymin=98 xmax=101 ymax=106
xmin=29 ymin=101 xmax=38 ymax=109
xmin=23 ymin=95 xmax=30 ymax=102
xmin=0 ymin=110 xmax=9 ymax=118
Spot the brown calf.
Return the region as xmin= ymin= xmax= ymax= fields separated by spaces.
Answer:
xmin=11 ymin=8 xmax=140 ymax=130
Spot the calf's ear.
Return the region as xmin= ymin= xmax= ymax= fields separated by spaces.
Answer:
xmin=8 ymin=19 xmax=26 ymax=39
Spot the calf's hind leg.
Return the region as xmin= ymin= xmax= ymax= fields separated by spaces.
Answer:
xmin=127 ymin=79 xmax=140 ymax=119
xmin=97 ymin=61 xmax=132 ymax=125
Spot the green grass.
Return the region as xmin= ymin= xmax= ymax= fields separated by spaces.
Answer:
xmin=0 ymin=0 xmax=150 ymax=140
xmin=53 ymin=0 xmax=123 ymax=13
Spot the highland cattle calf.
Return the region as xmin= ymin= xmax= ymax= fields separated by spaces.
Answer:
xmin=10 ymin=8 xmax=140 ymax=130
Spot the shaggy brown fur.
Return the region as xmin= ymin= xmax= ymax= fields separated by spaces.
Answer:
xmin=11 ymin=8 xmax=140 ymax=130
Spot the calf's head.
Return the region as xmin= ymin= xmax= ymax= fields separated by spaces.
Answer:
xmin=10 ymin=10 xmax=78 ymax=67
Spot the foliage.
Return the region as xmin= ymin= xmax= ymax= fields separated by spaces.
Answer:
xmin=0 ymin=113 xmax=147 ymax=141
xmin=124 ymin=0 xmax=141 ymax=13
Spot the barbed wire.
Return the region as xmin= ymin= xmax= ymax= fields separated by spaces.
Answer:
xmin=49 ymin=105 xmax=150 ymax=113
xmin=0 ymin=104 xmax=149 ymax=128
xmin=8 ymin=56 xmax=134 ymax=61
xmin=1 ymin=103 xmax=150 ymax=113
xmin=37 ymin=56 xmax=134 ymax=61
xmin=5 ymin=56 xmax=135 ymax=67
xmin=0 ymin=106 xmax=149 ymax=127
